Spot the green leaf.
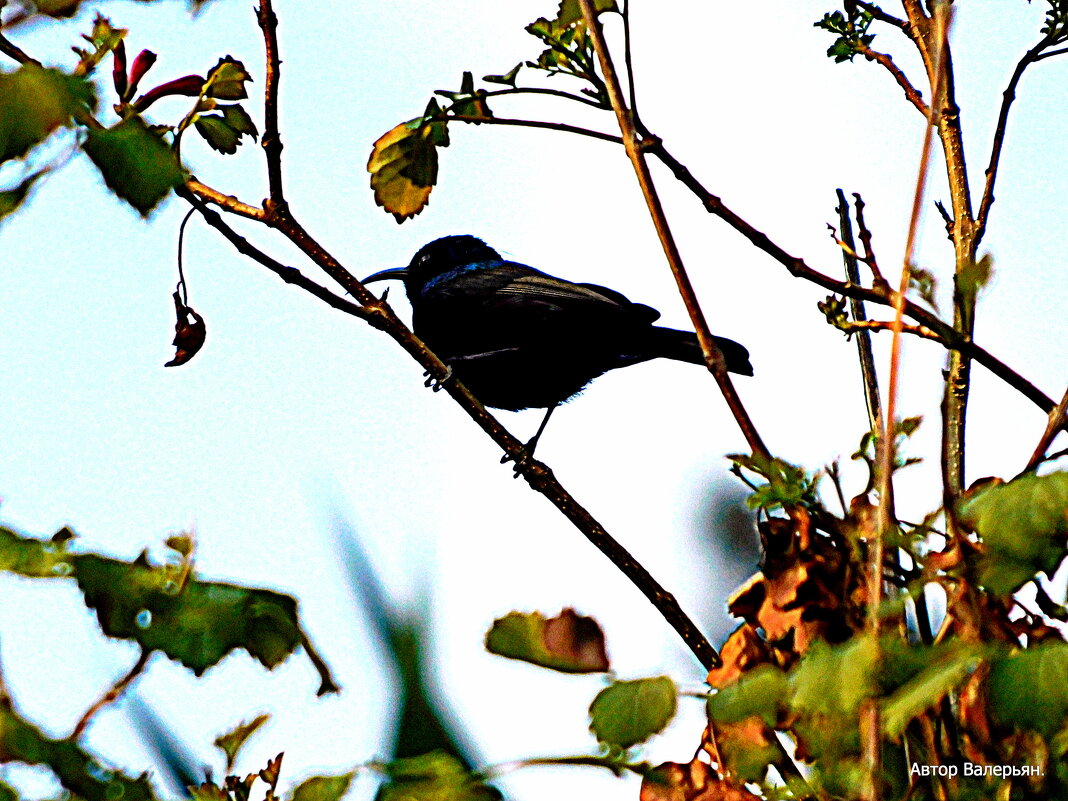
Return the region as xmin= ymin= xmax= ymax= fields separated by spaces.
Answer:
xmin=0 ymin=526 xmax=75 ymax=578
xmin=482 ymin=63 xmax=522 ymax=86
xmin=377 ymin=752 xmax=501 ymax=801
xmin=880 ymin=643 xmax=982 ymax=739
xmin=288 ymin=773 xmax=354 ymax=801
xmin=0 ymin=65 xmax=95 ymax=163
xmin=554 ymin=0 xmax=618 ymax=26
xmin=74 ymin=14 xmax=126 ymax=76
xmin=0 ymin=167 xmax=49 ymax=224
xmin=485 ymin=609 xmax=610 ymax=673
xmin=730 ymin=453 xmax=820 ymax=511
xmin=0 ymin=705 xmax=157 ymax=801
xmin=82 ymin=115 xmax=184 ymax=216
xmin=214 ymin=714 xmax=270 ymax=772
xmin=367 ymin=120 xmax=441 ymax=223
xmin=958 ymin=471 xmax=1068 ymax=595
xmin=195 ymin=104 xmax=258 ymax=155
xmin=707 ymin=664 xmax=789 ymax=728
xmin=988 ymin=640 xmax=1068 ymax=738
xmin=75 ymin=553 xmax=302 ymax=674
xmin=788 ymin=636 xmax=879 ymax=761
xmin=204 ymin=56 xmax=252 ymax=100
xmin=589 ymin=676 xmax=677 ymax=749
xmin=958 ymin=252 xmax=994 ymax=311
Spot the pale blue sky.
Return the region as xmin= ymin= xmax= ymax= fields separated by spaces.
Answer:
xmin=2 ymin=2 xmax=1065 ymax=799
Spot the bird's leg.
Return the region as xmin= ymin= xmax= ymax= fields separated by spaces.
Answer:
xmin=422 ymin=365 xmax=454 ymax=392
xmin=501 ymin=404 xmax=558 ymax=476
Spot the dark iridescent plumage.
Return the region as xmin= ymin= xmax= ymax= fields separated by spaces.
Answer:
xmin=365 ymin=235 xmax=752 ymax=412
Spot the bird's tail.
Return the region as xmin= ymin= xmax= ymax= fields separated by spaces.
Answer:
xmin=648 ymin=326 xmax=754 ymax=376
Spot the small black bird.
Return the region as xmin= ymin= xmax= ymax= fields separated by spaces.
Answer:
xmin=363 ymin=235 xmax=752 ymax=457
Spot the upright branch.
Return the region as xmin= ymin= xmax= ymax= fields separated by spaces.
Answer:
xmin=256 ymin=0 xmax=284 ymax=206
xmin=576 ymin=0 xmax=770 ymax=461
xmin=902 ymin=1 xmax=976 ymax=498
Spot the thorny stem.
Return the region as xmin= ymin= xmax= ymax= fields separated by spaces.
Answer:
xmin=577 ymin=0 xmax=771 ymax=462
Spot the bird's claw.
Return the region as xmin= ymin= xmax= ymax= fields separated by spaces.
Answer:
xmin=422 ymin=366 xmax=454 ymax=392
xmin=500 ymin=448 xmax=531 ymax=478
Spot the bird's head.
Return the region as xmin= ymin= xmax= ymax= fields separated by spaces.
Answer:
xmin=362 ymin=235 xmax=502 ymax=296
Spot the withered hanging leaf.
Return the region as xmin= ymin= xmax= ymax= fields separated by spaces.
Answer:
xmin=166 ymin=290 xmax=207 ymax=366
xmin=485 ymin=608 xmax=609 ymax=673
xmin=367 ymin=119 xmax=443 ymax=223
xmin=83 ymin=116 xmax=184 ymax=216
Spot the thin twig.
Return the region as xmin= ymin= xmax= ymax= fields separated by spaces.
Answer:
xmin=842 ymin=319 xmax=943 ymax=343
xmin=177 ymin=187 xmax=373 ymax=321
xmin=646 ymin=143 xmax=1059 ymax=417
xmin=837 ymin=189 xmax=883 ymax=432
xmin=976 ymin=30 xmax=1061 ymax=241
xmin=856 ymin=43 xmax=930 ymax=116
xmin=186 ymin=178 xmax=267 ymax=220
xmin=576 ymin=0 xmax=770 ymax=461
xmin=854 ymin=0 xmax=909 ymax=30
xmin=449 ymin=114 xmax=622 ymax=145
xmin=0 ymin=25 xmax=37 ymax=64
xmin=1024 ymin=386 xmax=1068 ymax=473
xmin=71 ymin=649 xmax=151 ymax=739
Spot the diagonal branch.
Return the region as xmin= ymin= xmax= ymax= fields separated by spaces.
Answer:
xmin=856 ymin=43 xmax=929 ymax=116
xmin=646 ymin=142 xmax=1059 ymax=418
xmin=576 ymin=0 xmax=771 ymax=461
xmin=976 ymin=29 xmax=1064 ymax=241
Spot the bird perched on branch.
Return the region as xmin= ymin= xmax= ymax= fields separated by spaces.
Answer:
xmin=363 ymin=235 xmax=753 ymax=459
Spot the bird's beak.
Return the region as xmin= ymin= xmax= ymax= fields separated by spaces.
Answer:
xmin=361 ymin=267 xmax=408 ymax=284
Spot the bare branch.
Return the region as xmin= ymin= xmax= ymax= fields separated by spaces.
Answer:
xmin=1024 ymin=386 xmax=1068 ymax=473
xmin=856 ymin=43 xmax=930 ymax=116
xmin=257 ymin=0 xmax=285 ymax=206
xmin=976 ymin=30 xmax=1063 ymax=240
xmin=577 ymin=0 xmax=771 ymax=462
xmin=646 ymin=142 xmax=1058 ymax=417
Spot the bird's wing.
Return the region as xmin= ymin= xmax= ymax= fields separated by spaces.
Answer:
xmin=433 ymin=262 xmax=662 ymax=323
